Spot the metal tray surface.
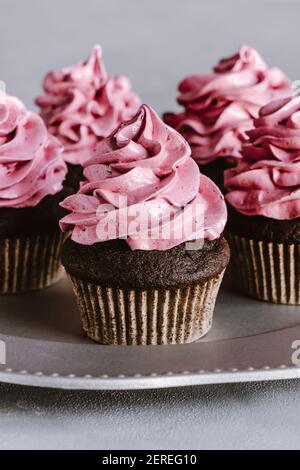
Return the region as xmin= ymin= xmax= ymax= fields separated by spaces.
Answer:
xmin=0 ymin=273 xmax=300 ymax=390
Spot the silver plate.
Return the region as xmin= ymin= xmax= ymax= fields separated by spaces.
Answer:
xmin=0 ymin=273 xmax=300 ymax=390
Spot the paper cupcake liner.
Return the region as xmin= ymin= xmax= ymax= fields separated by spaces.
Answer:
xmin=0 ymin=232 xmax=65 ymax=294
xmin=69 ymin=271 xmax=225 ymax=345
xmin=227 ymin=233 xmax=300 ymax=305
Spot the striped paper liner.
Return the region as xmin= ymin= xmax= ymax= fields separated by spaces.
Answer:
xmin=227 ymin=233 xmax=300 ymax=305
xmin=69 ymin=270 xmax=225 ymax=345
xmin=0 ymin=232 xmax=65 ymax=294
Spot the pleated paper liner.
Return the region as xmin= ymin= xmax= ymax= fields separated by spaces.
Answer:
xmin=0 ymin=231 xmax=66 ymax=294
xmin=69 ymin=270 xmax=225 ymax=345
xmin=227 ymin=233 xmax=300 ymax=305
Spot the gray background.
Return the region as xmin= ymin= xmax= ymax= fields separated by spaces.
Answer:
xmin=1 ymin=0 xmax=300 ymax=450
xmin=1 ymin=380 xmax=300 ymax=450
xmin=1 ymin=0 xmax=300 ymax=114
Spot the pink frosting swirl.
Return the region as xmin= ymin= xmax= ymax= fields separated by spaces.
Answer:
xmin=225 ymin=95 xmax=300 ymax=220
xmin=36 ymin=45 xmax=141 ymax=166
xmin=164 ymin=45 xmax=291 ymax=165
xmin=60 ymin=104 xmax=227 ymax=250
xmin=0 ymin=92 xmax=66 ymax=208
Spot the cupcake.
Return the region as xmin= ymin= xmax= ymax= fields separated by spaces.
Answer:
xmin=36 ymin=45 xmax=141 ymax=191
xmin=225 ymin=95 xmax=300 ymax=304
xmin=0 ymin=91 xmax=68 ymax=294
xmin=60 ymin=104 xmax=230 ymax=345
xmin=164 ymin=45 xmax=291 ymax=189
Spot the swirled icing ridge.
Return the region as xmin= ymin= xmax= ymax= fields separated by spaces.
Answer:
xmin=60 ymin=104 xmax=227 ymax=250
xmin=225 ymin=95 xmax=300 ymax=220
xmin=0 ymin=92 xmax=66 ymax=208
xmin=36 ymin=45 xmax=141 ymax=165
xmin=164 ymin=45 xmax=291 ymax=165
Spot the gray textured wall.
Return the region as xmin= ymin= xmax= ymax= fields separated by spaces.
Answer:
xmin=1 ymin=0 xmax=299 ymax=114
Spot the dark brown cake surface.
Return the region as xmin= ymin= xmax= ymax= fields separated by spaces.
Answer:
xmin=0 ymin=187 xmax=72 ymax=239
xmin=226 ymin=204 xmax=300 ymax=244
xmin=61 ymin=236 xmax=230 ymax=289
xmin=200 ymin=158 xmax=232 ymax=192
xmin=63 ymin=163 xmax=84 ymax=193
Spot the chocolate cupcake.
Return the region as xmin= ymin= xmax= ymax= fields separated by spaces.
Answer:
xmin=225 ymin=95 xmax=300 ymax=304
xmin=0 ymin=92 xmax=68 ymax=294
xmin=36 ymin=45 xmax=141 ymax=192
xmin=60 ymin=104 xmax=230 ymax=345
xmin=164 ymin=45 xmax=291 ymax=190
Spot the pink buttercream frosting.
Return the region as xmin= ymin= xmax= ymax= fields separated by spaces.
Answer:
xmin=164 ymin=45 xmax=291 ymax=165
xmin=0 ymin=92 xmax=66 ymax=208
xmin=60 ymin=104 xmax=227 ymax=250
xmin=36 ymin=45 xmax=141 ymax=166
xmin=225 ymin=95 xmax=300 ymax=220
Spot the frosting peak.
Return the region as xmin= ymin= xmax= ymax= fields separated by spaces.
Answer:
xmin=36 ymin=45 xmax=141 ymax=166
xmin=213 ymin=45 xmax=267 ymax=74
xmin=225 ymin=95 xmax=300 ymax=220
xmin=164 ymin=46 xmax=291 ymax=165
xmin=60 ymin=104 xmax=227 ymax=250
xmin=0 ymin=92 xmax=66 ymax=208
xmin=41 ymin=45 xmax=107 ymax=102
